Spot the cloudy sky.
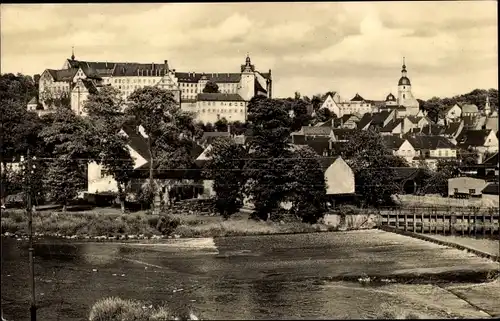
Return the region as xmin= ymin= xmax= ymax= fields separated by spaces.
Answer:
xmin=1 ymin=2 xmax=497 ymax=100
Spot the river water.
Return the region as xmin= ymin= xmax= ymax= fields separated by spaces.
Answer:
xmin=1 ymin=231 xmax=496 ymax=320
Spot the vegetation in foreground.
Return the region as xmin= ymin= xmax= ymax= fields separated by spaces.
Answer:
xmin=0 ymin=209 xmax=338 ymax=239
xmin=89 ymin=297 xmax=198 ymax=321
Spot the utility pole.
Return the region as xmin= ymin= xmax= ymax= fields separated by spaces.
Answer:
xmin=26 ymin=149 xmax=37 ymax=321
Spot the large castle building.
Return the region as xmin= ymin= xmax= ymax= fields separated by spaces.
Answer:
xmin=35 ymin=51 xmax=272 ymax=123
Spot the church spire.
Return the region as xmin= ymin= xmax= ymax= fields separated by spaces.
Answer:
xmin=71 ymin=46 xmax=75 ymax=61
xmin=401 ymin=57 xmax=407 ymax=75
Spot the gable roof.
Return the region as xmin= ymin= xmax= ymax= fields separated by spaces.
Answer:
xmin=293 ymin=137 xmax=331 ymax=156
xmin=381 ymin=135 xmax=406 ymax=150
xmin=357 ymin=113 xmax=374 ymax=129
xmin=121 ymin=124 xmax=151 ymax=162
xmin=421 ymin=124 xmax=445 ymax=135
xmin=197 ymin=93 xmax=245 ymax=102
xmin=444 ymin=121 xmax=462 ymax=136
xmin=380 ymin=119 xmax=402 ymax=132
xmin=332 ymin=128 xmax=355 ymax=141
xmin=462 ymin=104 xmax=479 ymax=114
xmin=407 ymin=135 xmax=456 ymax=150
xmin=300 ymin=126 xmax=332 ymax=136
xmin=482 ymin=152 xmax=498 ymax=167
xmin=482 ymin=182 xmax=499 ymax=195
xmin=457 ymin=129 xmax=492 ymax=147
xmin=47 ymin=68 xmax=79 ymax=82
xmin=333 ymin=114 xmax=358 ymax=127
xmin=350 ymin=93 xmax=365 ymax=102
xmin=27 ymin=97 xmax=37 ymax=105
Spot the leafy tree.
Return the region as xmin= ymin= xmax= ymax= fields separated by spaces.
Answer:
xmin=125 ymin=86 xmax=197 ymax=210
xmin=340 ymin=129 xmax=409 ymax=207
xmin=0 ymin=73 xmax=44 ymax=205
xmin=214 ymin=117 xmax=229 ymax=132
xmin=40 ymin=108 xmax=98 ymax=210
xmin=204 ymin=138 xmax=248 ymax=219
xmin=282 ymin=97 xmax=312 ymax=132
xmin=311 ymin=95 xmax=323 ymax=112
xmin=231 ymin=121 xmax=247 ymax=135
xmin=294 ymin=91 xmax=301 ymax=100
xmin=285 ymin=146 xmax=327 ymax=223
xmin=84 ymin=86 xmax=134 ymax=213
xmin=204 ymin=122 xmax=215 ymax=132
xmin=244 ymin=96 xmax=293 ymax=220
xmin=315 ymin=108 xmax=335 ymax=123
xmin=202 ymin=81 xmax=220 ymax=93
xmin=193 ymin=121 xmax=205 ymax=140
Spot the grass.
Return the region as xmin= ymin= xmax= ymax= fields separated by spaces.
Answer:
xmin=88 ymin=297 xmax=197 ymax=321
xmin=1 ymin=208 xmax=338 ymax=239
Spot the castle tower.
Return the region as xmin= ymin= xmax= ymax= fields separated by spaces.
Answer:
xmin=397 ymin=57 xmax=420 ymax=115
xmin=238 ymin=54 xmax=256 ymax=101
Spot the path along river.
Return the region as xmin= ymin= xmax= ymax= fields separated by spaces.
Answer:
xmin=2 ymin=230 xmax=499 ymax=320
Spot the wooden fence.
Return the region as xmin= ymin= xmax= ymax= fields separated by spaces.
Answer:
xmin=377 ymin=207 xmax=500 ymax=237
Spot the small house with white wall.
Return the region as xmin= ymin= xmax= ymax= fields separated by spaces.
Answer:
xmin=448 ymin=177 xmax=487 ymax=198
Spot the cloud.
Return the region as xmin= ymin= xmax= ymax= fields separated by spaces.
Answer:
xmin=0 ymin=2 xmax=497 ymax=99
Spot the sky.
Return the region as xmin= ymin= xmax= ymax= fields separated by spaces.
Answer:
xmin=1 ymin=2 xmax=497 ymax=100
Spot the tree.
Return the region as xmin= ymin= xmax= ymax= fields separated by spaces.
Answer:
xmin=214 ymin=117 xmax=229 ymax=132
xmin=125 ymin=86 xmax=197 ymax=211
xmin=282 ymin=97 xmax=312 ymax=132
xmin=0 ymin=74 xmax=44 ymax=205
xmin=204 ymin=122 xmax=215 ymax=132
xmin=315 ymin=108 xmax=335 ymax=123
xmin=84 ymin=86 xmax=134 ymax=213
xmin=230 ymin=121 xmax=247 ymax=135
xmin=285 ymin=146 xmax=327 ymax=223
xmin=311 ymin=95 xmax=323 ymax=112
xmin=202 ymin=81 xmax=220 ymax=93
xmin=339 ymin=129 xmax=409 ymax=207
xmin=244 ymin=96 xmax=293 ymax=220
xmin=39 ymin=108 xmax=99 ymax=211
xmin=193 ymin=121 xmax=205 ymax=140
xmin=204 ymin=138 xmax=248 ymax=219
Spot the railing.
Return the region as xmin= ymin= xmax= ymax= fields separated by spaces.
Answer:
xmin=378 ymin=207 xmax=500 ymax=236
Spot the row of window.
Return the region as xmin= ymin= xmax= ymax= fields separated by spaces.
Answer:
xmin=201 ymin=109 xmax=244 ymax=114
xmin=114 ymin=78 xmax=158 ymax=84
xmin=200 ymin=101 xmax=244 ymax=106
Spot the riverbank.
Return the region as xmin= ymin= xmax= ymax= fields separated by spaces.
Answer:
xmin=1 ymin=209 xmax=340 ymax=240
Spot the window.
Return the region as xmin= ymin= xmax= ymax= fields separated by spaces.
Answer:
xmin=469 ymin=189 xmax=475 ymax=195
xmin=403 ymin=94 xmax=406 ymax=99
xmin=454 ymin=188 xmax=458 ymax=194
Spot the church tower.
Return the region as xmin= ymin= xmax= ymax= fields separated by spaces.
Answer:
xmin=397 ymin=57 xmax=419 ymax=115
xmin=484 ymin=96 xmax=491 ymax=116
xmin=238 ymin=54 xmax=256 ymax=101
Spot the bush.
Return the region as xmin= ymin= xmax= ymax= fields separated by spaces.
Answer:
xmin=88 ymin=297 xmax=148 ymax=321
xmin=156 ymin=215 xmax=181 ymax=235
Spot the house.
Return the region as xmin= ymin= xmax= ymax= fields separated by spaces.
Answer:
xmin=87 ymin=124 xmax=205 ymax=198
xmin=292 ymin=126 xmax=334 ymax=140
xmin=331 ymin=128 xmax=355 ymax=142
xmin=443 ymin=121 xmax=464 ymax=143
xmin=27 ymin=97 xmax=38 ymax=112
xmin=381 ymin=135 xmax=417 ymax=163
xmin=293 ymin=137 xmax=332 ymax=156
xmin=357 ymin=110 xmax=395 ymax=130
xmin=379 ymin=117 xmax=415 ymax=136
xmin=448 ymin=177 xmax=487 ymax=198
xmin=322 ymin=156 xmax=355 ymax=195
xmin=477 ymin=152 xmax=499 ymax=181
xmin=392 ymin=168 xmax=428 ymax=194
xmin=406 ymin=115 xmax=431 ymax=130
xmin=331 ymin=114 xmax=360 ymax=129
xmin=481 ymin=183 xmax=499 ymax=205
xmin=338 ymin=93 xmax=372 ymax=117
xmin=318 ymin=93 xmax=341 ymax=117
xmin=198 ymin=131 xmax=231 ymax=148
xmin=461 ymin=104 xmax=479 ymax=117
xmin=194 ymin=93 xmax=248 ymax=124
xmin=457 ymin=129 xmax=499 ymax=158
xmin=406 ymin=135 xmax=457 ymax=170
xmin=71 ymin=79 xmax=100 ymax=116
xmin=443 ymin=104 xmax=462 ymax=123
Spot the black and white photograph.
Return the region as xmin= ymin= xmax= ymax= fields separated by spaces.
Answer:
xmin=0 ymin=1 xmax=499 ymax=320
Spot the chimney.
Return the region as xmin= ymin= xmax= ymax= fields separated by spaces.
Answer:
xmin=164 ymin=60 xmax=169 ymax=72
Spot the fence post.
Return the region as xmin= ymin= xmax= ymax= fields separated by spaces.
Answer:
xmin=421 ymin=211 xmax=425 ymax=233
xmin=413 ymin=208 xmax=416 ymax=233
xmin=473 ymin=209 xmax=477 ymax=237
xmin=450 ymin=212 xmax=455 ymax=236
xmin=396 ymin=209 xmax=399 ymax=230
xmin=462 ymin=212 xmax=465 ymax=236
xmin=482 ymin=211 xmax=486 ymax=237
xmin=490 ymin=208 xmax=494 ymax=237
xmin=404 ymin=212 xmax=408 ymax=232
